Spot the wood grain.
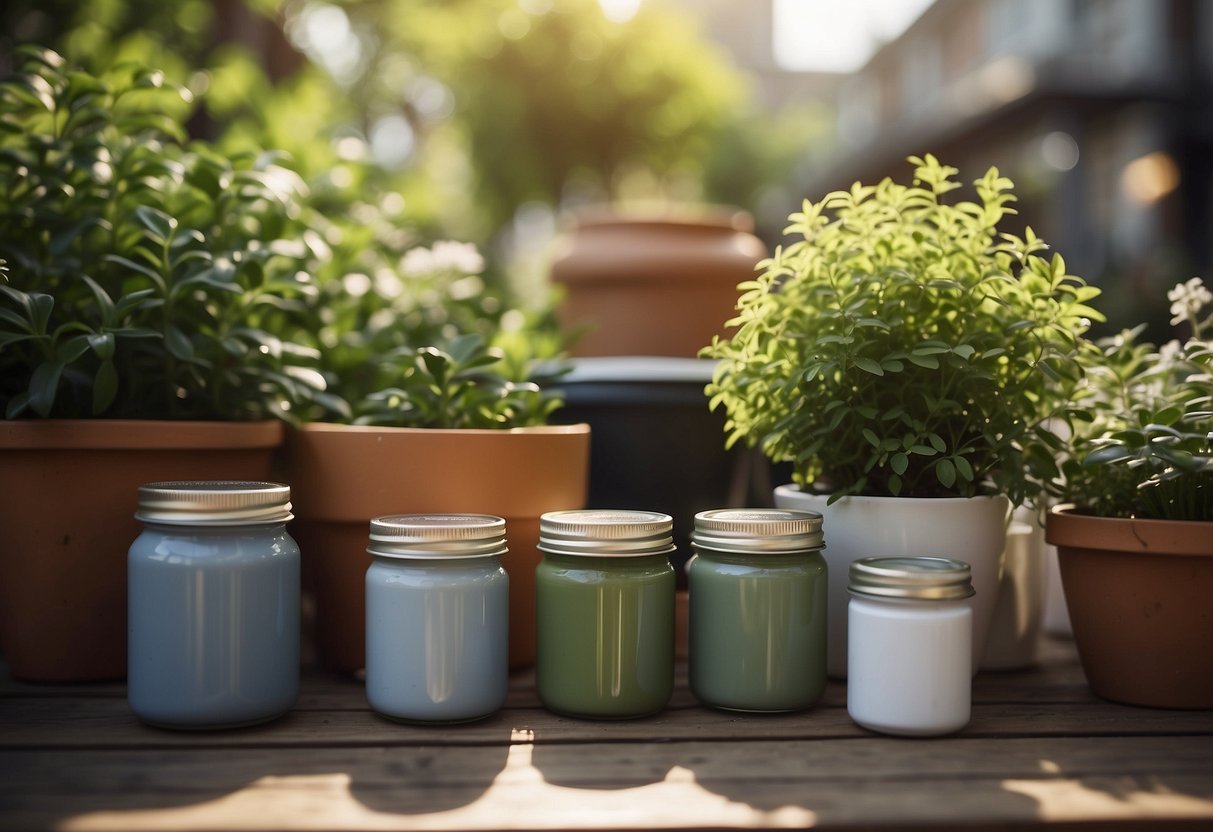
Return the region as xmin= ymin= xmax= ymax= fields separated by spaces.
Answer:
xmin=1 ymin=637 xmax=1211 ymax=831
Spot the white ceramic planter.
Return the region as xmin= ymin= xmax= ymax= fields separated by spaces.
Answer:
xmin=1041 ymin=539 xmax=1073 ymax=637
xmin=773 ymin=486 xmax=1010 ymax=677
xmin=979 ymin=505 xmax=1046 ymax=671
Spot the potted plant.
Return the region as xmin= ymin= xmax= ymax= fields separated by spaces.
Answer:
xmin=703 ymin=155 xmax=1101 ymax=675
xmin=286 ymin=239 xmax=589 ymax=672
xmin=1046 ymin=277 xmax=1212 ymax=708
xmin=0 ymin=48 xmax=322 ymax=680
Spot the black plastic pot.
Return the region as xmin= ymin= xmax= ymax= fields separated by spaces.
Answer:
xmin=550 ymin=357 xmax=779 ymax=581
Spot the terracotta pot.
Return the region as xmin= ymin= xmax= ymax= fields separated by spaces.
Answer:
xmin=773 ymin=486 xmax=1010 ymax=677
xmin=287 ymin=423 xmax=590 ymax=672
xmin=1046 ymin=505 xmax=1213 ymax=709
xmin=0 ymin=419 xmax=284 ymax=681
xmin=548 ymin=211 xmax=766 ymax=358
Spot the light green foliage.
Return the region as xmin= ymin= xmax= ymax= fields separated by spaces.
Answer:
xmin=369 ymin=0 xmax=746 ymax=234
xmin=1059 ymin=278 xmax=1212 ymax=521
xmin=0 ymin=47 xmax=323 ymax=420
xmin=5 ymin=0 xmax=764 ymax=242
xmin=354 ymin=332 xmax=563 ymax=429
xmin=287 ymin=235 xmax=568 ymax=429
xmin=704 ymin=155 xmax=1102 ymax=504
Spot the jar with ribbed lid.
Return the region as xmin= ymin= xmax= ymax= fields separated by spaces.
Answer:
xmin=687 ymin=508 xmax=827 ymax=712
xmin=535 ymin=509 xmax=675 ymax=718
xmin=127 ymin=481 xmax=299 ymax=729
xmin=847 ymin=556 xmax=975 ymax=736
xmin=365 ymin=514 xmax=509 ymax=723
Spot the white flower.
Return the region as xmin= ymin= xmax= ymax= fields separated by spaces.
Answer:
xmin=1167 ymin=277 xmax=1212 ymax=326
xmin=1156 ymin=339 xmax=1182 ymax=371
xmin=373 ymin=268 xmax=403 ymax=299
xmin=430 ymin=240 xmax=485 ymax=274
xmin=342 ymin=272 xmax=372 ymax=297
xmin=400 ymin=247 xmax=435 ymax=276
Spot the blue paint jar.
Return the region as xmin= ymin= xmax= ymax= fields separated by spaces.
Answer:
xmin=365 ymin=514 xmax=510 ymax=724
xmin=127 ymin=481 xmax=299 ymax=729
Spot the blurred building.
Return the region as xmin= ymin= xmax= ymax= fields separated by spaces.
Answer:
xmin=802 ymin=0 xmax=1213 ymax=335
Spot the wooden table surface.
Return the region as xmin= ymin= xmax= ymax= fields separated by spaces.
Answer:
xmin=2 ymin=636 xmax=1212 ymax=832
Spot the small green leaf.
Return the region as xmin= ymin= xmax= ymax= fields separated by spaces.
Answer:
xmin=165 ymin=325 xmax=194 ymax=360
xmin=937 ymin=458 xmax=957 ymax=489
xmin=87 ymin=332 xmax=115 ymax=360
xmin=1082 ymin=445 xmax=1134 ymax=466
xmin=92 ymin=360 xmax=118 ymax=414
xmin=954 ymin=456 xmax=974 ymax=481
xmin=28 ymin=360 xmax=64 ymax=417
xmin=854 ymin=357 xmax=884 ymax=376
xmin=862 ymin=428 xmax=881 ymax=448
xmin=891 ymin=452 xmax=909 ymax=475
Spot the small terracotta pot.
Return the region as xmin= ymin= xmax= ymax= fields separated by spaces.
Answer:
xmin=549 ymin=211 xmax=766 ymax=358
xmin=287 ymin=423 xmax=590 ymax=672
xmin=1046 ymin=505 xmax=1213 ymax=709
xmin=0 ymin=420 xmax=284 ymax=681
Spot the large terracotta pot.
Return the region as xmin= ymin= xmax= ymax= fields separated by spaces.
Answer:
xmin=287 ymin=423 xmax=590 ymax=672
xmin=1046 ymin=505 xmax=1213 ymax=709
xmin=773 ymin=486 xmax=1010 ymax=677
xmin=548 ymin=211 xmax=766 ymax=358
xmin=0 ymin=419 xmax=284 ymax=681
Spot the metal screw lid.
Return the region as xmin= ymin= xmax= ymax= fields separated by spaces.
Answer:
xmin=135 ymin=481 xmax=292 ymax=526
xmin=538 ymin=509 xmax=675 ymax=557
xmin=848 ymin=557 xmax=975 ymax=601
xmin=692 ymin=508 xmax=824 ymax=555
xmin=367 ymin=514 xmax=508 ymax=560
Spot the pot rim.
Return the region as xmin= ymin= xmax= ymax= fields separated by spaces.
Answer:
xmin=290 ymin=422 xmax=590 ymax=438
xmin=0 ymin=419 xmax=284 ymax=450
xmin=774 ymin=483 xmax=1010 ymax=507
xmin=1046 ymin=503 xmax=1213 ymax=556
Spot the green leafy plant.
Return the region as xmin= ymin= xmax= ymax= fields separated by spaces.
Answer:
xmin=0 ymin=46 xmax=323 ymax=420
xmin=703 ymin=155 xmax=1102 ymax=505
xmin=354 ymin=332 xmax=562 ymax=429
xmin=1058 ymin=278 xmax=1212 ymax=521
xmin=286 ymin=235 xmax=567 ymax=429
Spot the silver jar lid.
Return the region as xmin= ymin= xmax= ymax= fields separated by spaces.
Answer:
xmin=538 ymin=509 xmax=675 ymax=557
xmin=849 ymin=557 xmax=975 ymax=600
xmin=367 ymin=514 xmax=508 ymax=560
xmin=135 ymin=481 xmax=293 ymax=526
xmin=692 ymin=508 xmax=824 ymax=554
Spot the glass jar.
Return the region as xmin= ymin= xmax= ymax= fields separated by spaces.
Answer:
xmin=365 ymin=514 xmax=509 ymax=724
xmin=847 ymin=556 xmax=975 ymax=736
xmin=536 ymin=509 xmax=676 ymax=719
xmin=687 ymin=508 xmax=827 ymax=712
xmin=127 ymin=481 xmax=299 ymax=729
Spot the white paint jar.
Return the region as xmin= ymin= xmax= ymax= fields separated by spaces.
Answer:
xmin=365 ymin=514 xmax=509 ymax=724
xmin=128 ymin=481 xmax=299 ymax=729
xmin=847 ymin=557 xmax=974 ymax=737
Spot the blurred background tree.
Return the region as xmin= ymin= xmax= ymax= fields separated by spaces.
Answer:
xmin=0 ymin=0 xmax=820 ymax=290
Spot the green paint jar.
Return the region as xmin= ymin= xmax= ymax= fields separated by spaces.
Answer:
xmin=687 ymin=508 xmax=827 ymax=712
xmin=535 ymin=510 xmax=676 ymax=719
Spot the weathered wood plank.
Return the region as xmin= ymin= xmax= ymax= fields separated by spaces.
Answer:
xmin=1 ymin=635 xmax=1208 ymax=831
xmin=2 ymin=740 xmax=1212 ymax=831
xmin=5 ymin=736 xmax=1212 ymax=793
xmin=3 ymin=694 xmax=1211 ymax=750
